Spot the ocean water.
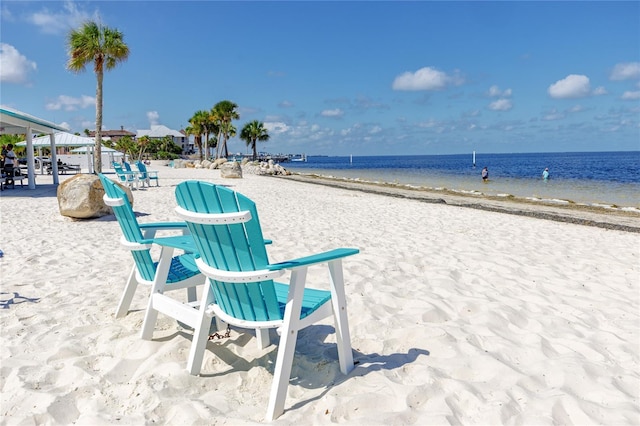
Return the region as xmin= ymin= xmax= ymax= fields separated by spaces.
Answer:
xmin=284 ymin=151 xmax=640 ymax=209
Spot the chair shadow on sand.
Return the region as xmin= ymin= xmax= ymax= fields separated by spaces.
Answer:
xmin=0 ymin=292 xmax=40 ymax=309
xmin=164 ymin=322 xmax=429 ymax=412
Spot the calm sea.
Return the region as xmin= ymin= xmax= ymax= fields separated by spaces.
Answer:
xmin=284 ymin=151 xmax=640 ymax=209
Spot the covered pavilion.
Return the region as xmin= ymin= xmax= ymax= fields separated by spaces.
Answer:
xmin=0 ymin=106 xmax=69 ymax=189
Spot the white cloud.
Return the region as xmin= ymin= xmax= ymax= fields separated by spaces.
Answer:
xmin=321 ymin=108 xmax=344 ymax=118
xmin=592 ymin=86 xmax=607 ymax=96
xmin=45 ymin=94 xmax=95 ymax=111
xmin=417 ymin=119 xmax=442 ymax=129
xmin=621 ymin=91 xmax=640 ymax=100
xmin=548 ymin=74 xmax=591 ymax=99
xmin=610 ymin=62 xmax=640 ymax=81
xmin=392 ymin=66 xmax=463 ymax=91
xmin=147 ymin=111 xmax=159 ymax=125
xmin=542 ymin=109 xmax=565 ymax=121
xmin=28 ymin=1 xmax=94 ymax=35
xmin=488 ymin=85 xmax=512 ymax=97
xmin=488 ymin=99 xmax=513 ymax=111
xmin=264 ymin=121 xmax=290 ymax=134
xmin=278 ymin=100 xmax=294 ymax=108
xmin=0 ymin=43 xmax=37 ymax=84
xmin=59 ymin=122 xmax=71 ymax=130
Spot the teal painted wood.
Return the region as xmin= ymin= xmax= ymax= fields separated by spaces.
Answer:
xmin=99 ymin=174 xmax=199 ymax=284
xmin=135 ymin=161 xmax=147 ymax=180
xmin=135 ymin=161 xmax=159 ymax=186
xmin=175 ymin=181 xmax=319 ymax=322
xmin=112 ymin=162 xmax=135 ymax=186
xmin=268 ymin=248 xmax=360 ymax=270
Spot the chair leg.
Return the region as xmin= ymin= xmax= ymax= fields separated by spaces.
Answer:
xmin=256 ymin=328 xmax=271 ymax=349
xmin=187 ymin=284 xmax=215 ymax=375
xmin=141 ymin=246 xmax=174 ymax=340
xmin=266 ymin=268 xmax=307 ymax=421
xmin=187 ymin=286 xmax=197 ymax=303
xmin=115 ymin=266 xmax=139 ymax=318
xmin=328 ymin=259 xmax=354 ymax=375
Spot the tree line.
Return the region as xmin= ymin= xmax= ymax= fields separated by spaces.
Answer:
xmin=185 ymin=101 xmax=270 ymax=162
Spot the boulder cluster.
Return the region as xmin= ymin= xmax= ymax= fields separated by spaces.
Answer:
xmin=171 ymin=158 xmax=291 ymax=177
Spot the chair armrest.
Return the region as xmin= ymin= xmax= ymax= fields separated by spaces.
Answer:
xmin=268 ymin=248 xmax=359 ymax=271
xmin=147 ymin=234 xmax=197 ymax=253
xmin=140 ymin=222 xmax=189 ymax=239
xmin=191 ymin=248 xmax=358 ymax=283
xmin=149 ymin=234 xmax=271 ymax=254
xmin=139 ymin=222 xmax=187 ymax=232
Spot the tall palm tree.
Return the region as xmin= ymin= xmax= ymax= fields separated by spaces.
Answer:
xmin=240 ymin=120 xmax=270 ymax=161
xmin=184 ymin=125 xmax=201 ymax=158
xmin=67 ymin=21 xmax=129 ymax=173
xmin=203 ymin=110 xmax=219 ymax=161
xmin=212 ymin=100 xmax=239 ymax=159
xmin=188 ymin=110 xmax=208 ymax=160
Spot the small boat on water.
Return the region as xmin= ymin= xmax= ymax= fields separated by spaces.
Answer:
xmin=290 ymin=154 xmax=307 ymax=162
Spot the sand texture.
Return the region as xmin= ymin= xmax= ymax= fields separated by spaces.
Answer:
xmin=1 ymin=164 xmax=638 ymax=425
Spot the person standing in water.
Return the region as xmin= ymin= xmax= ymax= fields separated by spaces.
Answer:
xmin=481 ymin=166 xmax=489 ymax=181
xmin=542 ymin=168 xmax=549 ymax=180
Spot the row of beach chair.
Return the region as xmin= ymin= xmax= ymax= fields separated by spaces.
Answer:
xmin=112 ymin=161 xmax=159 ymax=189
xmin=98 ymin=175 xmax=359 ymax=421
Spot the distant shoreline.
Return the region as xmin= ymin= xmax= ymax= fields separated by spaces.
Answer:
xmin=280 ymin=172 xmax=640 ymax=233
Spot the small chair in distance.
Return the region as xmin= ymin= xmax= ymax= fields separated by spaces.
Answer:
xmin=135 ymin=161 xmax=159 ymax=187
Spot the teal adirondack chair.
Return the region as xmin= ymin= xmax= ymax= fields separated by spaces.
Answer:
xmin=135 ymin=161 xmax=159 ymax=187
xmin=98 ymin=174 xmax=204 ymax=319
xmin=168 ymin=181 xmax=359 ymax=421
xmin=112 ymin=162 xmax=138 ymax=189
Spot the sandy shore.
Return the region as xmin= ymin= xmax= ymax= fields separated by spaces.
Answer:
xmin=1 ymin=164 xmax=639 ymax=425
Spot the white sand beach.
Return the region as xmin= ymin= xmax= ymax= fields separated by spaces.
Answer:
xmin=1 ymin=164 xmax=639 ymax=425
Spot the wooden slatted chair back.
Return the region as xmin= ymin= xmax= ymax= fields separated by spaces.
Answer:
xmin=135 ymin=161 xmax=148 ymax=180
xmin=99 ymin=174 xmax=156 ymax=281
xmin=175 ymin=181 xmax=282 ymax=322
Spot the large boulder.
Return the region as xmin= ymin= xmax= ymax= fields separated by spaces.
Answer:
xmin=220 ymin=161 xmax=243 ymax=178
xmin=212 ymin=158 xmax=228 ymax=169
xmin=57 ymin=174 xmax=133 ymax=219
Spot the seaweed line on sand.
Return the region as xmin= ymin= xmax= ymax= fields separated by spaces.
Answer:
xmin=277 ymin=173 xmax=640 ymax=234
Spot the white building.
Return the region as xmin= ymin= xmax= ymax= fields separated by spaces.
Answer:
xmin=136 ymin=124 xmax=194 ymax=155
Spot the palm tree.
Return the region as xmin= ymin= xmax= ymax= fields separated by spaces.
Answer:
xmin=188 ymin=110 xmax=208 ymax=160
xmin=240 ymin=120 xmax=269 ymax=161
xmin=184 ymin=125 xmax=200 ymax=157
xmin=212 ymin=100 xmax=239 ymax=159
xmin=67 ymin=21 xmax=129 ymax=173
xmin=202 ymin=110 xmax=219 ymax=161
xmin=137 ymin=135 xmax=150 ymax=161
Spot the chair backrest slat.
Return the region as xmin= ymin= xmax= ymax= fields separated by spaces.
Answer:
xmin=176 ymin=181 xmax=281 ymax=321
xmin=99 ymin=174 xmax=156 ymax=281
xmin=135 ymin=161 xmax=148 ymax=179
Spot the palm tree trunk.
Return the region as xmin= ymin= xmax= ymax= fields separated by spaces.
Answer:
xmin=203 ymin=131 xmax=208 ymax=161
xmin=95 ymin=69 xmax=104 ymax=173
xmin=215 ymin=129 xmax=223 ymax=159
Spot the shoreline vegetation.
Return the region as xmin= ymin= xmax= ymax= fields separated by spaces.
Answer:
xmin=281 ymin=172 xmax=640 ymax=233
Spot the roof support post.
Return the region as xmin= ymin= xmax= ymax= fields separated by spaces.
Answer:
xmin=50 ymin=132 xmax=59 ymax=184
xmin=25 ymin=127 xmax=36 ymax=189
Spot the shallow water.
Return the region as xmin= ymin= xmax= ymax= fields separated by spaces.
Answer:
xmin=284 ymin=152 xmax=640 ymax=208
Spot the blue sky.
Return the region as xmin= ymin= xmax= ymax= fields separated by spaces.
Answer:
xmin=1 ymin=1 xmax=639 ymax=156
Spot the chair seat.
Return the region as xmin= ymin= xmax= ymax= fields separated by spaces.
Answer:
xmin=273 ymin=282 xmax=331 ymax=319
xmin=164 ymin=254 xmax=201 ymax=283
